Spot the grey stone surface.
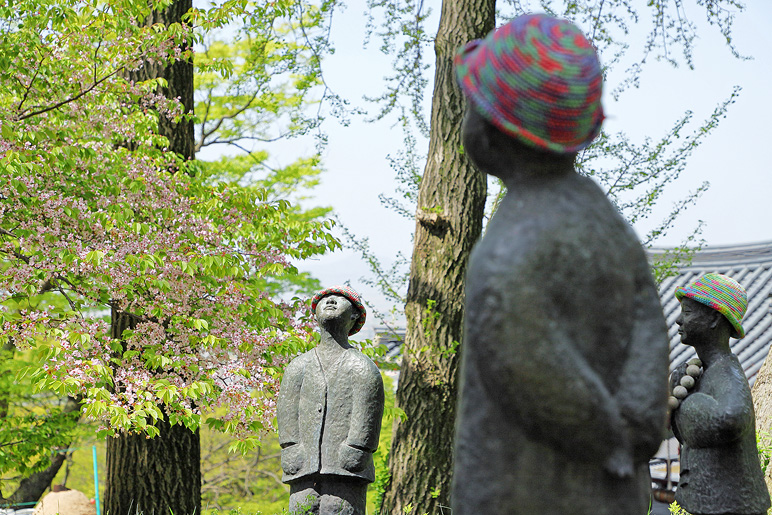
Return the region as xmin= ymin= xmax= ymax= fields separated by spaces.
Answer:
xmin=451 ymin=108 xmax=670 ymax=514
xmin=277 ymin=292 xmax=384 ymax=515
xmin=670 ymin=297 xmax=770 ymax=515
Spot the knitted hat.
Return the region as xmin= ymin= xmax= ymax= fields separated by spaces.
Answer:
xmin=311 ymin=285 xmax=367 ymax=335
xmin=675 ymin=273 xmax=747 ymax=339
xmin=454 ymin=13 xmax=604 ymax=154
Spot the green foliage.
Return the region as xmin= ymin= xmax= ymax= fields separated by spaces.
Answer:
xmin=192 ymin=1 xmax=341 ymax=297
xmin=0 ymin=0 xmax=342 ymax=473
xmin=0 ymin=345 xmax=84 ymax=478
xmin=370 ymin=374 xmax=402 ymax=514
xmin=758 ymin=429 xmax=772 ymax=476
xmin=668 ymin=501 xmax=691 ymax=514
xmin=363 ymin=0 xmax=432 ymax=135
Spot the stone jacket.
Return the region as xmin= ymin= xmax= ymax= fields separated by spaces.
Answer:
xmin=672 ymin=354 xmax=770 ymax=514
xmin=452 ymin=173 xmax=670 ymax=514
xmin=277 ymin=346 xmax=384 ymax=484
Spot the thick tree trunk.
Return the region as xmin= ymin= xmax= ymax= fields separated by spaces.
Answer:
xmin=380 ymin=1 xmax=494 ymax=513
xmin=752 ymin=353 xmax=772 ymax=495
xmin=127 ymin=0 xmax=195 ymax=160
xmin=105 ymin=418 xmax=200 ymax=515
xmin=104 ymin=2 xmax=199 ymax=514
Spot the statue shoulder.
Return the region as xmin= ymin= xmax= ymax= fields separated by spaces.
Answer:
xmin=346 ymin=349 xmax=382 ymax=378
xmin=285 ymin=350 xmax=316 ymax=374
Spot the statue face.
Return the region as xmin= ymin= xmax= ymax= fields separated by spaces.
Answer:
xmin=315 ymin=294 xmax=359 ymax=329
xmin=676 ymin=297 xmax=715 ymax=346
xmin=461 ymin=107 xmax=493 ymax=174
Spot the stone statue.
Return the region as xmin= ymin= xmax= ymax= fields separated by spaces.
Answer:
xmin=669 ymin=273 xmax=770 ymax=515
xmin=450 ymin=14 xmax=670 ymax=514
xmin=277 ymin=285 xmax=384 ymax=515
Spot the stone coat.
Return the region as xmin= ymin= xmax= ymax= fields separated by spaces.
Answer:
xmin=672 ymin=355 xmax=770 ymax=514
xmin=277 ymin=347 xmax=384 ymax=484
xmin=452 ymin=172 xmax=670 ymax=514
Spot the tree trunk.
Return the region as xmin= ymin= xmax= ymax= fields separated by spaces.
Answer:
xmin=127 ymin=0 xmax=195 ymax=160
xmin=104 ymin=2 xmax=199 ymax=514
xmin=105 ymin=418 xmax=200 ymax=515
xmin=752 ymin=352 xmax=772 ymax=495
xmin=380 ymin=1 xmax=494 ymax=513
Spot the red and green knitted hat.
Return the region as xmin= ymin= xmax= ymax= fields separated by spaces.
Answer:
xmin=675 ymin=273 xmax=748 ymax=339
xmin=454 ymin=13 xmax=604 ymax=154
xmin=311 ymin=285 xmax=367 ymax=335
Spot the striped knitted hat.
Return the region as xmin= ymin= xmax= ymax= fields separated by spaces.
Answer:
xmin=454 ymin=13 xmax=604 ymax=154
xmin=311 ymin=285 xmax=367 ymax=335
xmin=675 ymin=273 xmax=747 ymax=339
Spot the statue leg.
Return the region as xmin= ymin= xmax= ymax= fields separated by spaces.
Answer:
xmin=289 ymin=477 xmax=321 ymax=514
xmin=317 ymin=476 xmax=368 ymax=515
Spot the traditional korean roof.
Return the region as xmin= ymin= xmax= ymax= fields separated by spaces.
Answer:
xmin=651 ymin=240 xmax=772 ymax=386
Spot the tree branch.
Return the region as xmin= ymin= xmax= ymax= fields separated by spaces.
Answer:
xmin=18 ymin=67 xmax=123 ymax=121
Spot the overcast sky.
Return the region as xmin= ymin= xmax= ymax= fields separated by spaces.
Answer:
xmin=288 ymin=3 xmax=772 ymax=329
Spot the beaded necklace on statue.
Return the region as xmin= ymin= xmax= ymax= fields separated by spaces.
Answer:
xmin=668 ymin=357 xmax=703 ymax=410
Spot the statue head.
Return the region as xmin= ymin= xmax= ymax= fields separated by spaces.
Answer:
xmin=675 ymin=273 xmax=747 ymax=340
xmin=311 ymin=285 xmax=367 ymax=336
xmin=454 ymin=13 xmax=604 ymax=155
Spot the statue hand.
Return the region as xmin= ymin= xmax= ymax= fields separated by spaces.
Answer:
xmin=280 ymin=443 xmax=305 ymax=475
xmin=339 ymin=444 xmax=367 ymax=472
xmin=603 ymin=419 xmax=634 ymax=479
xmin=669 ymin=362 xmax=689 ymax=392
xmin=669 ymin=359 xmax=703 ymax=412
xmin=603 ymin=444 xmax=634 ymax=479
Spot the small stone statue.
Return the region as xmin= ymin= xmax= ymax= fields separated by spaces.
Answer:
xmin=277 ymin=286 xmax=384 ymax=515
xmin=451 ymin=14 xmax=670 ymax=514
xmin=670 ymin=273 xmax=770 ymax=515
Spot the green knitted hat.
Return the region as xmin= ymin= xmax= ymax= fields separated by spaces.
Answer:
xmin=675 ymin=273 xmax=747 ymax=339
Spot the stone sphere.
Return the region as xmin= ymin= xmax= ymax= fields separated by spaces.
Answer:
xmin=686 ymin=364 xmax=702 ymax=377
xmin=673 ymin=385 xmax=689 ymax=399
xmin=687 ymin=357 xmax=702 ymax=368
xmin=680 ymin=375 xmax=696 ymax=389
xmin=668 ymin=396 xmax=681 ymax=410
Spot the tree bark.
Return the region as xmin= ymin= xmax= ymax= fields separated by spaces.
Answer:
xmin=752 ymin=352 xmax=772 ymax=495
xmin=104 ymin=2 xmax=199 ymax=514
xmin=380 ymin=1 xmax=494 ymax=513
xmin=127 ymin=0 xmax=195 ymax=160
xmin=105 ymin=418 xmax=200 ymax=515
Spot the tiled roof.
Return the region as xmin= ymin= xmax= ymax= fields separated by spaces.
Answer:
xmin=650 ymin=241 xmax=772 ymax=386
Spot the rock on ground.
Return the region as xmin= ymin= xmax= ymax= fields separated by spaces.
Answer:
xmin=34 ymin=490 xmax=96 ymax=515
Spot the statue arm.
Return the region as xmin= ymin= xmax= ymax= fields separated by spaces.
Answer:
xmin=475 ymin=288 xmax=633 ymax=476
xmin=615 ymin=274 xmax=670 ymax=461
xmin=346 ymin=362 xmax=385 ymax=452
xmin=675 ymin=365 xmax=754 ymax=448
xmin=277 ymin=359 xmax=303 ymax=448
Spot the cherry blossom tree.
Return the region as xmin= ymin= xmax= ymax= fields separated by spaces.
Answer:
xmin=0 ymin=0 xmax=338 ymax=503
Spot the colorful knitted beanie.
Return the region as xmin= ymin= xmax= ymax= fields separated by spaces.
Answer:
xmin=311 ymin=285 xmax=367 ymax=335
xmin=675 ymin=273 xmax=747 ymax=339
xmin=454 ymin=13 xmax=604 ymax=154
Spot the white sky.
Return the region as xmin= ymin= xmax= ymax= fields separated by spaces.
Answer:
xmin=289 ymin=3 xmax=772 ymax=328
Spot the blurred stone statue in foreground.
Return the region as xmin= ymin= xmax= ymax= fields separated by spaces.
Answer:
xmin=277 ymin=286 xmax=384 ymax=515
xmin=669 ymin=273 xmax=770 ymax=515
xmin=451 ymin=13 xmax=670 ymax=514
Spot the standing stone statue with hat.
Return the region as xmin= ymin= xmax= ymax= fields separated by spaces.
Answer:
xmin=451 ymin=13 xmax=670 ymax=514
xmin=277 ymin=286 xmax=384 ymax=515
xmin=669 ymin=273 xmax=770 ymax=515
